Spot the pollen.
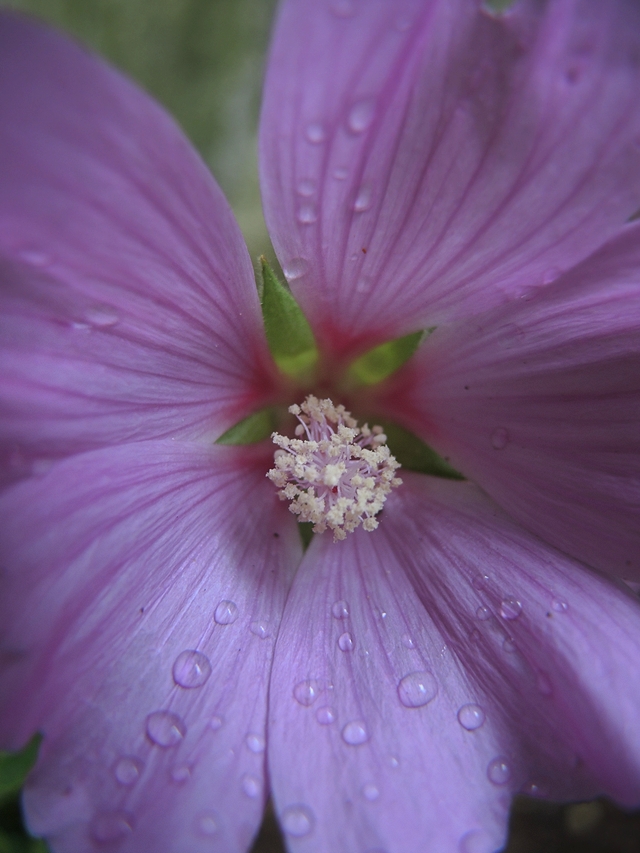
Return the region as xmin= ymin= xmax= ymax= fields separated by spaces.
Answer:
xmin=267 ymin=395 xmax=402 ymax=541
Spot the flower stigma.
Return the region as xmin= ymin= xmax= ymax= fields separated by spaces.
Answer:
xmin=267 ymin=395 xmax=402 ymax=541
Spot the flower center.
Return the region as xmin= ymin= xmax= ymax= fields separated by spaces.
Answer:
xmin=267 ymin=395 xmax=402 ymax=541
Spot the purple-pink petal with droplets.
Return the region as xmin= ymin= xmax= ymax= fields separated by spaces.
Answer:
xmin=0 ymin=440 xmax=300 ymax=853
xmin=260 ymin=0 xmax=640 ymax=354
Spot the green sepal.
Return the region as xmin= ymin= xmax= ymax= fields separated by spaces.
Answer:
xmin=216 ymin=408 xmax=277 ymax=445
xmin=347 ymin=330 xmax=430 ymax=386
xmin=483 ymin=0 xmax=516 ymax=12
xmin=0 ymin=735 xmax=42 ymax=802
xmin=298 ymin=522 xmax=314 ymax=551
xmin=260 ymin=258 xmax=318 ymax=378
xmin=379 ymin=420 xmax=464 ymax=480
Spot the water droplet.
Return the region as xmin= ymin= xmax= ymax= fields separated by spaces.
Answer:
xmin=85 ymin=305 xmax=120 ymax=328
xmin=297 ymin=202 xmax=318 ymax=224
xmin=389 ymin=756 xmax=399 ymax=768
xmin=457 ymin=704 xmax=486 ymax=731
xmin=281 ymin=804 xmax=315 ymax=837
xmin=330 ymin=0 xmax=355 ymax=17
xmin=17 ymin=247 xmax=53 ymax=267
xmin=114 ymin=756 xmax=142 ymax=786
xmin=31 ymin=458 xmax=54 ymax=477
xmin=90 ymin=810 xmax=134 ymax=844
xmin=472 ymin=574 xmax=490 ymax=590
xmin=209 ymin=715 xmax=223 ymax=730
xmin=491 ymin=427 xmax=509 ymax=450
xmin=332 ymin=600 xmax=349 ymax=619
xmin=397 ymin=671 xmax=438 ymax=708
xmin=502 ymin=636 xmax=517 ymax=653
xmin=316 ymin=705 xmax=336 ymax=725
xmin=536 ymin=671 xmax=553 ymax=696
xmin=293 ymin=679 xmax=320 ymax=706
xmin=297 ymin=178 xmax=316 ymax=196
xmin=338 ymin=631 xmax=354 ymax=652
xmin=401 ymin=633 xmax=415 ymax=649
xmin=172 ymin=649 xmax=211 ymax=689
xmin=283 ymin=257 xmax=308 ymax=282
xmin=487 ymin=756 xmax=512 ymax=786
xmin=245 ymin=733 xmax=266 ymax=754
xmin=362 ymin=783 xmax=380 ymax=801
xmin=347 ymin=97 xmax=376 ymax=133
xmin=305 ymin=122 xmax=326 ymax=144
xmin=333 ymin=167 xmax=348 ymax=180
xmin=249 ymin=620 xmax=271 ymax=639
xmin=542 ymin=267 xmax=561 ymax=284
xmin=145 ymin=710 xmax=186 ymax=747
xmin=342 ymin=720 xmax=370 ymax=745
xmin=356 ymin=278 xmax=372 ymax=293
xmin=551 ymin=598 xmax=568 ymax=613
xmin=196 ymin=813 xmax=218 ymax=837
xmin=171 ymin=764 xmax=191 ymax=784
xmin=500 ymin=598 xmax=522 ymax=620
xmin=476 ymin=606 xmax=491 ymax=621
xmin=469 ymin=628 xmax=482 ymax=643
xmin=459 ymin=828 xmax=495 ymax=853
xmin=353 ymin=184 xmax=372 ymax=212
xmin=214 ymin=600 xmax=239 ymax=625
xmin=242 ymin=773 xmax=262 ymax=798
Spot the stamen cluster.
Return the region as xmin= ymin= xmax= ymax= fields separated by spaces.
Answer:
xmin=267 ymin=395 xmax=402 ymax=540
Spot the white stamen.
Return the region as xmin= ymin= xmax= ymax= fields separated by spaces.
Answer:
xmin=267 ymin=395 xmax=402 ymax=541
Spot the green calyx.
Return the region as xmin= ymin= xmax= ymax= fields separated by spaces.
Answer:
xmin=346 ymin=329 xmax=430 ymax=386
xmin=216 ymin=407 xmax=278 ymax=445
xmin=259 ymin=257 xmax=318 ymax=379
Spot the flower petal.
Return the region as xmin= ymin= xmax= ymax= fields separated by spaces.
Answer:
xmin=0 ymin=441 xmax=300 ymax=852
xmin=396 ymin=223 xmax=640 ymax=579
xmin=268 ymin=474 xmax=640 ymax=853
xmin=260 ymin=0 xmax=640 ymax=352
xmin=0 ymin=11 xmax=275 ymax=469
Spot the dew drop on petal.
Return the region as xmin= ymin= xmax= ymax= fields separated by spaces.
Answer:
xmin=502 ymin=637 xmax=517 ymax=653
xmin=242 ymin=773 xmax=262 ymax=798
xmin=281 ymin=804 xmax=315 ymax=837
xmin=476 ymin=606 xmax=491 ymax=621
xmin=316 ymin=705 xmax=336 ymax=725
xmin=362 ymin=783 xmax=380 ymax=801
xmin=401 ymin=633 xmax=415 ymax=649
xmin=114 ymin=756 xmax=142 ymax=786
xmin=338 ymin=631 xmax=355 ymax=652
xmin=249 ymin=620 xmax=271 ymax=639
xmin=342 ymin=720 xmax=370 ymax=745
xmin=146 ymin=710 xmax=186 ymax=747
xmin=297 ymin=202 xmax=318 ymax=224
xmin=209 ymin=715 xmax=223 ymax=731
xmin=542 ymin=267 xmax=561 ymax=284
xmin=196 ymin=813 xmax=219 ymax=837
xmin=90 ymin=810 xmax=134 ymax=844
xmin=85 ymin=304 xmax=120 ymax=328
xmin=330 ymin=0 xmax=356 ymax=17
xmin=353 ymin=184 xmax=372 ymax=212
xmin=171 ymin=764 xmax=191 ymax=784
xmin=500 ymin=598 xmax=522 ymax=620
xmin=297 ymin=178 xmax=316 ymax=196
xmin=172 ymin=650 xmax=212 ymax=689
xmin=397 ymin=671 xmax=437 ymax=708
xmin=491 ymin=427 xmax=509 ymax=450
xmin=305 ymin=122 xmax=326 ymax=143
xmin=245 ymin=733 xmax=266 ymax=754
xmin=537 ymin=671 xmax=553 ymax=696
xmin=347 ymin=97 xmax=376 ymax=133
xmin=551 ymin=598 xmax=568 ymax=613
xmin=487 ymin=756 xmax=512 ymax=786
xmin=293 ymin=679 xmax=320 ymax=707
xmin=282 ymin=258 xmax=308 ymax=282
xmin=457 ymin=704 xmax=486 ymax=731
xmin=332 ymin=600 xmax=349 ymax=619
xmin=333 ymin=167 xmax=349 ymax=180
xmin=459 ymin=828 xmax=495 ymax=853
xmin=17 ymin=247 xmax=53 ymax=267
xmin=214 ymin=600 xmax=239 ymax=625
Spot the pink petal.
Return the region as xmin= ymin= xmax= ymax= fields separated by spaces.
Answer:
xmin=260 ymin=0 xmax=640 ymax=354
xmin=0 ymin=440 xmax=300 ymax=852
xmin=268 ymin=474 xmax=640 ymax=853
xmin=395 ymin=223 xmax=640 ymax=580
xmin=0 ymin=12 xmax=275 ymax=473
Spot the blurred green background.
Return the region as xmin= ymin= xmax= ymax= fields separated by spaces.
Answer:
xmin=0 ymin=2 xmax=639 ymax=852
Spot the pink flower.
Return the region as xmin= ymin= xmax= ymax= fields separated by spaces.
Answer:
xmin=1 ymin=2 xmax=640 ymax=852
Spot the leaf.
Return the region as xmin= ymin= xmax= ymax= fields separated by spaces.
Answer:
xmin=379 ymin=420 xmax=464 ymax=480
xmin=0 ymin=735 xmax=41 ymax=802
xmin=260 ymin=258 xmax=318 ymax=378
xmin=347 ymin=330 xmax=428 ymax=386
xmin=215 ymin=408 xmax=276 ymax=445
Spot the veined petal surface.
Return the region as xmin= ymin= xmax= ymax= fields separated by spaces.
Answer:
xmin=0 ymin=12 xmax=274 ymax=475
xmin=397 ymin=224 xmax=640 ymax=579
xmin=0 ymin=441 xmax=300 ymax=853
xmin=260 ymin=0 xmax=640 ymax=353
xmin=268 ymin=474 xmax=640 ymax=853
